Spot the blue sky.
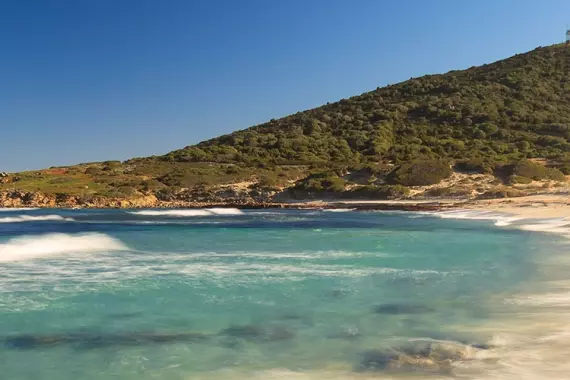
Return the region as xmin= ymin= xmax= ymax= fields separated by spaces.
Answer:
xmin=1 ymin=0 xmax=569 ymax=171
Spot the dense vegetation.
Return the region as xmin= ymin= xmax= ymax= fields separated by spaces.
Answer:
xmin=3 ymin=44 xmax=570 ymax=202
xmin=164 ymin=44 xmax=570 ymax=167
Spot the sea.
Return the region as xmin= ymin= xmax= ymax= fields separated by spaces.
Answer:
xmin=0 ymin=207 xmax=569 ymax=379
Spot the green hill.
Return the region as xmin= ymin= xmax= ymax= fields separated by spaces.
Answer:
xmin=3 ymin=44 xmax=570 ymax=207
xmin=164 ymin=43 xmax=570 ymax=165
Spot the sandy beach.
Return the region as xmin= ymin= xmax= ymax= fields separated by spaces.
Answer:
xmin=465 ymin=194 xmax=570 ymax=219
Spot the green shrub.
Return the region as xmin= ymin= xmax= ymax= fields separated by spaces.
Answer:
xmin=390 ymin=159 xmax=452 ymax=186
xmin=454 ymin=157 xmax=495 ymax=174
xmin=346 ymin=184 xmax=409 ymax=199
xmin=508 ymin=160 xmax=565 ymax=181
xmin=293 ymin=172 xmax=347 ymax=193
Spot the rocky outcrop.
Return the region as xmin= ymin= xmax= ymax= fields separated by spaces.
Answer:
xmin=0 ymin=187 xmax=458 ymax=211
xmin=357 ymin=340 xmax=487 ymax=374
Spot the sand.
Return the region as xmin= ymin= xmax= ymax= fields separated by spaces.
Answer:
xmin=465 ymin=194 xmax=570 ymax=219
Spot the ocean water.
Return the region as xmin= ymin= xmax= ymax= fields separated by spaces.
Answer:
xmin=0 ymin=208 xmax=569 ymax=379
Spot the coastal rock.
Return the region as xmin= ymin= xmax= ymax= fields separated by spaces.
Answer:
xmin=356 ymin=340 xmax=484 ymax=373
xmin=4 ymin=332 xmax=209 ymax=349
xmin=219 ymin=325 xmax=266 ymax=341
xmin=219 ymin=324 xmax=295 ymax=342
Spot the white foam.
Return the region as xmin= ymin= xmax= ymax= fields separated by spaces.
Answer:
xmin=205 ymin=208 xmax=244 ymax=215
xmin=128 ymin=208 xmax=243 ymax=217
xmin=0 ymin=233 xmax=128 ymax=262
xmin=0 ymin=215 xmax=74 ymax=223
xmin=518 ymin=218 xmax=570 ymax=235
xmin=0 ymin=207 xmax=39 ymax=212
xmin=433 ymin=210 xmax=522 ymax=227
xmin=323 ymin=208 xmax=355 ymax=213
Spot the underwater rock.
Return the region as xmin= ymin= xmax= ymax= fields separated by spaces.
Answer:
xmin=4 ymin=332 xmax=209 ymax=349
xmin=330 ymin=289 xmax=349 ymax=298
xmin=356 ymin=339 xmax=484 ymax=373
xmin=373 ymin=303 xmax=434 ymax=315
xmin=219 ymin=325 xmax=295 ymax=342
xmin=266 ymin=327 xmax=295 ymax=341
xmin=5 ymin=335 xmax=71 ymax=349
xmin=219 ymin=325 xmax=266 ymax=341
xmin=357 ymin=349 xmax=399 ymax=371
xmin=470 ymin=343 xmax=492 ymax=350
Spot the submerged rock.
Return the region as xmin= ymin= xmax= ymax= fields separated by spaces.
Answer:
xmin=373 ymin=303 xmax=434 ymax=315
xmin=4 ymin=331 xmax=209 ymax=349
xmin=219 ymin=325 xmax=295 ymax=343
xmin=266 ymin=327 xmax=295 ymax=341
xmin=219 ymin=325 xmax=266 ymax=341
xmin=356 ymin=339 xmax=486 ymax=374
xmin=330 ymin=289 xmax=350 ymax=298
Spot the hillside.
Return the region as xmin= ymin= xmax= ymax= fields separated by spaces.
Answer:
xmin=3 ymin=44 xmax=570 ymax=207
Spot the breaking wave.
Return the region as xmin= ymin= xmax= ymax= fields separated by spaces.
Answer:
xmin=431 ymin=210 xmax=522 ymax=227
xmin=0 ymin=233 xmax=128 ymax=263
xmin=0 ymin=215 xmax=74 ymax=223
xmin=128 ymin=208 xmax=244 ymax=217
xmin=0 ymin=207 xmax=39 ymax=212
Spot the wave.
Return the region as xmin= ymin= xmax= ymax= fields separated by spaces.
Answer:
xmin=0 ymin=215 xmax=74 ymax=223
xmin=0 ymin=207 xmax=39 ymax=212
xmin=431 ymin=210 xmax=522 ymax=227
xmin=323 ymin=208 xmax=355 ymax=213
xmin=0 ymin=233 xmax=128 ymax=263
xmin=205 ymin=208 xmax=244 ymax=215
xmin=128 ymin=208 xmax=243 ymax=217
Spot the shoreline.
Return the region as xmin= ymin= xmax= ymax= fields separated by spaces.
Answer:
xmin=1 ymin=194 xmax=570 ymax=219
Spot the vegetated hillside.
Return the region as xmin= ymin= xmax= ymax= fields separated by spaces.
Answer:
xmin=166 ymin=43 xmax=570 ymax=166
xmin=2 ymin=43 xmax=570 ymax=207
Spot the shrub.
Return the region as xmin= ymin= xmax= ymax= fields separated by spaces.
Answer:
xmin=510 ymin=160 xmax=565 ymax=181
xmin=293 ymin=173 xmax=347 ymax=193
xmin=346 ymin=184 xmax=409 ymax=199
xmin=390 ymin=159 xmax=452 ymax=186
xmin=454 ymin=157 xmax=495 ymax=174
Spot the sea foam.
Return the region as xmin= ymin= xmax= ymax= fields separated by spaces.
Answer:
xmin=0 ymin=215 xmax=74 ymax=223
xmin=0 ymin=233 xmax=128 ymax=262
xmin=433 ymin=210 xmax=522 ymax=226
xmin=0 ymin=207 xmax=39 ymax=212
xmin=129 ymin=208 xmax=244 ymax=217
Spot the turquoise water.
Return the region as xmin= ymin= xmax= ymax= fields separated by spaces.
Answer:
xmin=0 ymin=208 xmax=566 ymax=379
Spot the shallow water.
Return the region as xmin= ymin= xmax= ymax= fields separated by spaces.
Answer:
xmin=0 ymin=208 xmax=567 ymax=379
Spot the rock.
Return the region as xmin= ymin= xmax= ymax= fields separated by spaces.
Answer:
xmin=356 ymin=339 xmax=484 ymax=373
xmin=4 ymin=332 xmax=209 ymax=349
xmin=219 ymin=325 xmax=295 ymax=342
xmin=373 ymin=303 xmax=434 ymax=315
xmin=267 ymin=327 xmax=295 ymax=341
xmin=219 ymin=325 xmax=266 ymax=341
xmin=357 ymin=349 xmax=399 ymax=371
xmin=330 ymin=289 xmax=349 ymax=298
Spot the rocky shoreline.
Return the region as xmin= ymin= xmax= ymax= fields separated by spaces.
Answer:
xmin=0 ymin=190 xmax=463 ymax=212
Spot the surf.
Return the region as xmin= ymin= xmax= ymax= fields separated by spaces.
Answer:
xmin=128 ymin=208 xmax=244 ymax=217
xmin=0 ymin=233 xmax=128 ymax=262
xmin=0 ymin=215 xmax=74 ymax=223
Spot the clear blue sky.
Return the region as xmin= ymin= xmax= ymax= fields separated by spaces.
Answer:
xmin=1 ymin=0 xmax=569 ymax=171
